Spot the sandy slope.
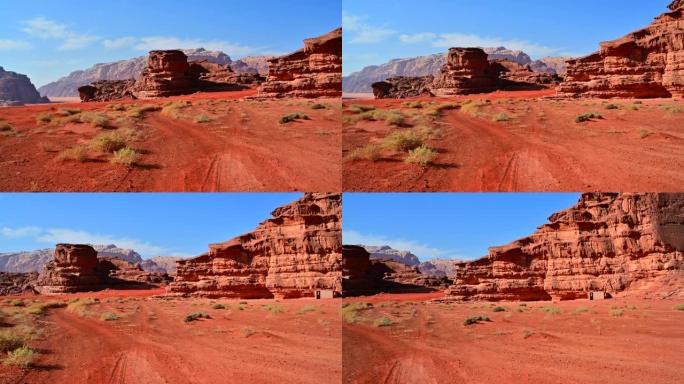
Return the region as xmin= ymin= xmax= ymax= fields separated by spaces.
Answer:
xmin=343 ymin=91 xmax=684 ymax=191
xmin=0 ymin=290 xmax=341 ymax=384
xmin=343 ymin=292 xmax=684 ymax=384
xmin=0 ymin=91 xmax=341 ymax=192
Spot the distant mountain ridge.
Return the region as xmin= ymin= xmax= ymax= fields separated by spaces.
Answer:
xmin=358 ymin=244 xmax=460 ymax=277
xmin=0 ymin=244 xmax=181 ymax=274
xmin=343 ymin=47 xmax=572 ymax=93
xmin=38 ymin=48 xmax=273 ymax=97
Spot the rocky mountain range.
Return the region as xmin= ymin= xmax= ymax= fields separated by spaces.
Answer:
xmin=358 ymin=244 xmax=459 ymax=277
xmin=343 ymin=47 xmax=572 ymax=93
xmin=0 ymin=66 xmax=50 ymax=106
xmin=0 ymin=244 xmax=181 ymax=274
xmin=38 ymin=48 xmax=272 ymax=97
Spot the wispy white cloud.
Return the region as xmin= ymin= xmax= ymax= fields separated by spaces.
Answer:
xmin=343 ymin=230 xmax=464 ymax=260
xmin=102 ymin=37 xmax=138 ymax=49
xmin=0 ymin=226 xmax=169 ymax=256
xmin=399 ymin=32 xmax=437 ymax=44
xmin=431 ymin=33 xmax=561 ymax=57
xmin=0 ymin=39 xmax=32 ymax=51
xmin=22 ymin=17 xmax=98 ymax=51
xmin=0 ymin=227 xmax=42 ymax=238
xmin=343 ymin=12 xmax=396 ymax=44
xmin=101 ymin=35 xmax=259 ymax=56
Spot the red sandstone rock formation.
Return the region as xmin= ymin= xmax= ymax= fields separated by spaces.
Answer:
xmin=372 ymin=76 xmax=435 ymax=99
xmin=35 ymin=244 xmax=168 ymax=294
xmin=167 ymin=193 xmax=342 ymax=299
xmin=559 ymin=1 xmax=684 ymax=98
xmin=0 ymin=66 xmax=49 ymax=106
xmin=446 ymin=193 xmax=684 ymax=301
xmin=35 ymin=244 xmax=105 ymax=294
xmin=258 ymin=27 xmax=342 ymax=98
xmin=0 ymin=272 xmax=38 ymax=295
xmin=431 ymin=48 xmax=499 ymax=96
xmin=490 ymin=59 xmax=560 ymax=89
xmin=78 ymin=79 xmax=136 ymax=102
xmin=133 ymin=50 xmax=197 ymax=99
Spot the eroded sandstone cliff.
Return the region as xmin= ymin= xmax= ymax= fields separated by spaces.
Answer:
xmin=446 ymin=193 xmax=684 ymax=301
xmin=258 ymin=27 xmax=342 ymax=98
xmin=559 ymin=0 xmax=684 ymax=98
xmin=167 ymin=193 xmax=342 ymax=299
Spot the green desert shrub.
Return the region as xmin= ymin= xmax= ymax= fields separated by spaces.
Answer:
xmin=184 ymin=312 xmax=211 ymax=322
xmin=212 ymin=304 xmax=226 ymax=310
xmin=605 ymin=104 xmax=619 ymax=110
xmin=3 ymin=346 xmax=36 ymax=367
xmin=404 ymin=145 xmax=437 ymax=167
xmin=80 ymin=112 xmax=111 ymax=128
xmin=463 ymin=315 xmax=491 ymax=326
xmin=36 ymin=113 xmax=53 ymax=124
xmin=57 ymin=146 xmax=89 ymax=162
xmin=374 ymin=317 xmax=393 ymax=327
xmin=0 ymin=330 xmax=25 ymax=352
xmin=383 ymin=131 xmax=423 ymax=152
xmin=347 ymin=104 xmax=376 ymax=114
xmin=58 ymin=108 xmax=82 ymax=116
xmin=311 ymin=103 xmax=327 ymax=110
xmin=674 ymin=304 xmax=684 ymax=311
xmin=100 ymin=312 xmax=120 ymax=321
xmin=347 ymin=144 xmax=382 ymax=162
xmin=194 ymin=114 xmax=211 ymax=123
xmin=26 ymin=301 xmax=66 ymax=316
xmin=279 ymin=112 xmax=310 ymax=124
xmin=493 ymin=113 xmax=511 ymax=122
xmin=261 ymin=304 xmax=285 ymax=314
xmin=492 ymin=306 xmax=507 ymax=313
xmin=575 ymin=112 xmax=603 ymax=123
xmin=539 ymin=305 xmax=561 ymax=314
xmin=341 ymin=302 xmax=372 ymax=323
xmin=90 ymin=132 xmax=127 ymax=153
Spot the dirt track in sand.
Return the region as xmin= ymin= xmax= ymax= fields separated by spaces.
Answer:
xmin=343 ymin=91 xmax=684 ymax=191
xmin=0 ymin=290 xmax=341 ymax=384
xmin=0 ymin=91 xmax=341 ymax=192
xmin=343 ymin=292 xmax=684 ymax=384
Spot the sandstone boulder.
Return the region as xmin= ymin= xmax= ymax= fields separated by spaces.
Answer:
xmin=133 ymin=50 xmax=197 ymax=99
xmin=431 ymin=48 xmax=499 ymax=96
xmin=446 ymin=193 xmax=684 ymax=301
xmin=372 ymin=76 xmax=434 ymax=99
xmin=258 ymin=27 xmax=342 ymax=98
xmin=167 ymin=193 xmax=342 ymax=299
xmin=559 ymin=1 xmax=684 ymax=98
xmin=35 ymin=244 xmax=105 ymax=294
xmin=78 ymin=79 xmax=136 ymax=102
xmin=0 ymin=67 xmax=49 ymax=106
xmin=0 ymin=272 xmax=38 ymax=295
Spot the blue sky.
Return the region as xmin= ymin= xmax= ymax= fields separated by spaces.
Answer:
xmin=343 ymin=0 xmax=671 ymax=75
xmin=0 ymin=193 xmax=300 ymax=258
xmin=343 ymin=193 xmax=581 ymax=261
xmin=0 ymin=0 xmax=340 ymax=86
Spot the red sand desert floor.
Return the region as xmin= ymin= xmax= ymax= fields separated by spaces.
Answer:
xmin=343 ymin=91 xmax=684 ymax=191
xmin=0 ymin=91 xmax=341 ymax=192
xmin=342 ymin=292 xmax=684 ymax=384
xmin=0 ymin=290 xmax=341 ymax=384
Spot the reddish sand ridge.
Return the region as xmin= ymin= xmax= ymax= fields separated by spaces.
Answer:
xmin=343 ymin=92 xmax=684 ymax=191
xmin=0 ymin=91 xmax=341 ymax=192
xmin=0 ymin=291 xmax=341 ymax=384
xmin=343 ymin=293 xmax=684 ymax=384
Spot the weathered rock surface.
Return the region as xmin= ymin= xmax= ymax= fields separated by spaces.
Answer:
xmin=39 ymin=48 xmax=268 ymax=97
xmin=431 ymin=48 xmax=499 ymax=96
xmin=258 ymin=27 xmax=342 ymax=98
xmin=417 ymin=258 xmax=460 ymax=278
xmin=490 ymin=59 xmax=561 ymax=89
xmin=446 ymin=193 xmax=684 ymax=301
xmin=35 ymin=244 xmax=104 ymax=294
xmin=0 ymin=67 xmax=49 ymax=106
xmin=33 ymin=244 xmax=168 ymax=294
xmin=188 ymin=60 xmax=264 ymax=86
xmin=168 ymin=193 xmax=342 ymax=299
xmin=133 ymin=50 xmax=198 ymax=99
xmin=140 ymin=256 xmax=183 ymax=274
xmin=0 ymin=272 xmax=38 ymax=295
xmin=559 ymin=1 xmax=684 ymax=98
xmin=343 ymin=47 xmax=568 ymax=93
xmin=372 ymin=76 xmax=434 ymax=99
xmin=0 ymin=249 xmax=53 ymax=273
xmin=93 ymin=244 xmax=144 ymax=264
xmin=78 ymin=79 xmax=136 ymax=102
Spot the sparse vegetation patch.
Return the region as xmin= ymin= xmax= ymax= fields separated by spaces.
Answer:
xmin=279 ymin=112 xmax=310 ymax=124
xmin=185 ymin=312 xmax=211 ymax=322
xmin=404 ymin=145 xmax=437 ymax=167
xmin=464 ymin=315 xmax=491 ymax=326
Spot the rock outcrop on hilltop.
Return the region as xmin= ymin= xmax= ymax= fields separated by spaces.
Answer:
xmin=0 ymin=67 xmax=49 ymax=106
xmin=372 ymin=48 xmax=560 ymax=98
xmin=343 ymin=48 xmax=569 ymax=93
xmin=430 ymin=48 xmax=499 ymax=96
xmin=78 ymin=50 xmax=260 ymax=101
xmin=258 ymin=27 xmax=342 ymax=98
xmin=0 ymin=272 xmax=39 ymax=295
xmin=446 ymin=193 xmax=684 ymax=301
xmin=168 ymin=193 xmax=342 ymax=299
xmin=35 ymin=244 xmax=105 ymax=294
xmin=140 ymin=256 xmax=183 ymax=274
xmin=34 ymin=244 xmax=168 ymax=294
xmin=363 ymin=245 xmax=421 ymax=266
xmin=559 ymin=1 xmax=684 ymax=98
xmin=38 ymin=48 xmax=268 ymax=97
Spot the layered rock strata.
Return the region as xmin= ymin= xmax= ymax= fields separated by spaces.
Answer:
xmin=167 ymin=193 xmax=342 ymax=299
xmin=446 ymin=193 xmax=684 ymax=301
xmin=559 ymin=1 xmax=684 ymax=98
xmin=430 ymin=48 xmax=499 ymax=96
xmin=258 ymin=27 xmax=342 ymax=98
